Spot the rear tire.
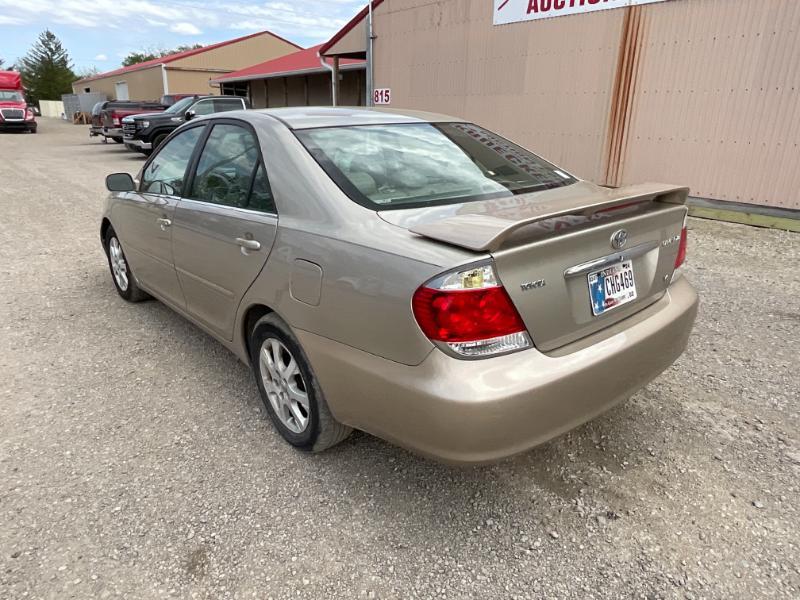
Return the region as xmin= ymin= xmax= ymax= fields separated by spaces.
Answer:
xmin=103 ymin=227 xmax=149 ymax=302
xmin=112 ymin=137 xmax=123 ymax=144
xmin=249 ymin=314 xmax=351 ymax=452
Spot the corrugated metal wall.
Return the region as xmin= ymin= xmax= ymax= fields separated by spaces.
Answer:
xmin=373 ymin=0 xmax=626 ymax=182
xmin=374 ymin=0 xmax=800 ymax=210
xmin=618 ymin=0 xmax=800 ymax=208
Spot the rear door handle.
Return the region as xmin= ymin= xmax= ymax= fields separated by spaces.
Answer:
xmin=235 ymin=237 xmax=261 ymax=251
xmin=156 ymin=218 xmax=172 ymax=230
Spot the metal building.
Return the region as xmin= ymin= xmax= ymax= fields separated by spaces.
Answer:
xmin=72 ymin=31 xmax=300 ymax=102
xmin=211 ymin=45 xmax=366 ymax=108
xmin=322 ymin=0 xmax=800 ymax=211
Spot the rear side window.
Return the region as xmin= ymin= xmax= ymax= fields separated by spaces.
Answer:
xmin=214 ymin=98 xmax=244 ymax=112
xmin=141 ymin=125 xmax=205 ymax=196
xmin=248 ymin=164 xmax=276 ymax=213
xmin=190 ymin=123 xmax=273 ymax=212
xmin=296 ymin=122 xmax=576 ymax=210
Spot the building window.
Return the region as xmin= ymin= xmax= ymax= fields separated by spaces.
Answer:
xmin=220 ymin=82 xmax=249 ymax=98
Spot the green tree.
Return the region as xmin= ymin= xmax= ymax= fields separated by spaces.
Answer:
xmin=17 ymin=30 xmax=76 ymax=103
xmin=121 ymin=50 xmax=160 ymax=67
xmin=121 ymin=44 xmax=203 ymax=67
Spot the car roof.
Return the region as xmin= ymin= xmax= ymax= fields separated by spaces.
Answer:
xmin=246 ymin=106 xmax=465 ymax=130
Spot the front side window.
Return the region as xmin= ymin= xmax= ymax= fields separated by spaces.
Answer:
xmin=190 ymin=123 xmax=268 ymax=210
xmin=296 ymin=123 xmax=576 ymax=210
xmin=192 ymin=100 xmax=216 ymax=116
xmin=165 ymin=97 xmax=196 ymax=114
xmin=140 ymin=125 xmax=205 ymax=196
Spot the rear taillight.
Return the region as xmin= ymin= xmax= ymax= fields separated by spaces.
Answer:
xmin=674 ymin=223 xmax=688 ymax=269
xmin=111 ymin=111 xmax=120 ymax=125
xmin=412 ymin=263 xmax=531 ymax=358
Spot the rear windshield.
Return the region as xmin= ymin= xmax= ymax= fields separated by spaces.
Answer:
xmin=296 ymin=122 xmax=576 ymax=210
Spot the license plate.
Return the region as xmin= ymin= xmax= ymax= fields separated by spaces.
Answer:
xmin=588 ymin=261 xmax=637 ymax=316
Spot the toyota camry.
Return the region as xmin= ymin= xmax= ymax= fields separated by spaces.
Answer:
xmin=101 ymin=107 xmax=698 ymax=464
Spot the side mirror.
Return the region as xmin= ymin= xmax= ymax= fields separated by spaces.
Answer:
xmin=185 ymin=109 xmax=196 ymax=121
xmin=106 ymin=173 xmax=136 ymax=192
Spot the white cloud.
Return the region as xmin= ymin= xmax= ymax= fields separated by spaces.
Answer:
xmin=170 ymin=22 xmax=202 ymax=36
xmin=0 ymin=0 xmax=367 ymax=55
xmin=94 ymin=53 xmax=108 ymax=61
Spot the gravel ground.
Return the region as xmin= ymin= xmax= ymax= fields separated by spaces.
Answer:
xmin=1 ymin=119 xmax=798 ymax=600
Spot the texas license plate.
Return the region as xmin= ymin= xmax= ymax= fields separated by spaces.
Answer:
xmin=588 ymin=261 xmax=637 ymax=316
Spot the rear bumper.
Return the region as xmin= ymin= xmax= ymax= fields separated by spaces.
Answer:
xmin=90 ymin=126 xmax=103 ymax=136
xmin=103 ymin=127 xmax=122 ymax=138
xmin=124 ymin=137 xmax=152 ymax=151
xmin=297 ymin=276 xmax=699 ymax=465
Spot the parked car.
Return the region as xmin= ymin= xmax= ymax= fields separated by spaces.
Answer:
xmin=100 ymin=107 xmax=698 ymax=464
xmin=100 ymin=100 xmax=166 ymax=144
xmin=123 ymin=95 xmax=249 ymax=155
xmin=0 ymin=70 xmax=36 ymax=134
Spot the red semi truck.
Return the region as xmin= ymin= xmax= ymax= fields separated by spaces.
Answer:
xmin=0 ymin=71 xmax=36 ymax=134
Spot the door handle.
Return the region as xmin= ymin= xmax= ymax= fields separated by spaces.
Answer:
xmin=235 ymin=237 xmax=261 ymax=251
xmin=156 ymin=218 xmax=172 ymax=231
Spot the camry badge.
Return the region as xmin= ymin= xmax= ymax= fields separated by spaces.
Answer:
xmin=521 ymin=279 xmax=546 ymax=291
xmin=611 ymin=229 xmax=628 ymax=250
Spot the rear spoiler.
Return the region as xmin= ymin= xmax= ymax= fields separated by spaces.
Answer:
xmin=409 ymin=183 xmax=689 ymax=252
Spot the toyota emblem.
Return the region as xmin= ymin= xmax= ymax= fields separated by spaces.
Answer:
xmin=611 ymin=229 xmax=628 ymax=250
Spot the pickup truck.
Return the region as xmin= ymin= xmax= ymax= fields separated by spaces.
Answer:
xmin=123 ymin=95 xmax=248 ymax=154
xmin=0 ymin=70 xmax=36 ymax=134
xmin=100 ymin=100 xmax=166 ymax=143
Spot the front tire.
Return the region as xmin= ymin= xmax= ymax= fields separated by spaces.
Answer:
xmin=152 ymin=133 xmax=168 ymax=151
xmin=249 ymin=314 xmax=351 ymax=452
xmin=104 ymin=228 xmax=149 ymax=302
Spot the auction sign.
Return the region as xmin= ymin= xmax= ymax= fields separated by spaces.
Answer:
xmin=494 ymin=0 xmax=672 ymax=25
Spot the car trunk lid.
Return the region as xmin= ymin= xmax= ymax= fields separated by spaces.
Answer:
xmin=379 ymin=181 xmax=689 ymax=351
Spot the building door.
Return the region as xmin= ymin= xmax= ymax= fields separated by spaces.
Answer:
xmin=115 ymin=81 xmax=129 ymax=101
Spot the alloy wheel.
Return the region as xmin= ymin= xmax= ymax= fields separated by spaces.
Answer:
xmin=108 ymin=237 xmax=129 ymax=291
xmin=259 ymin=338 xmax=310 ymax=434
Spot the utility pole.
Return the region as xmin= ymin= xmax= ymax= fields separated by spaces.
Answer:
xmin=366 ymin=0 xmax=374 ymax=106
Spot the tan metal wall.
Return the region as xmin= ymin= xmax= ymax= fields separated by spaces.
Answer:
xmin=618 ymin=0 xmax=800 ymax=209
xmin=374 ymin=0 xmax=800 ymax=209
xmin=164 ymin=68 xmax=230 ymax=95
xmin=73 ymin=65 xmax=164 ymax=101
xmin=373 ymin=0 xmax=626 ymax=182
xmin=172 ymin=33 xmax=299 ymax=71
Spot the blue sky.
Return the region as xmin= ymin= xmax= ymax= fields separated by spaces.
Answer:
xmin=0 ymin=0 xmax=366 ymax=75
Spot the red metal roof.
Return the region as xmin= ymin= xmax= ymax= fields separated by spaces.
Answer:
xmin=214 ymin=44 xmax=365 ymax=83
xmin=75 ymin=31 xmax=302 ymax=84
xmin=319 ymin=0 xmax=385 ymax=57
